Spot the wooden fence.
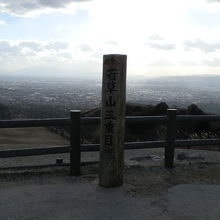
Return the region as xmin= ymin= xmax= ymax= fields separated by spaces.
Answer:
xmin=0 ymin=109 xmax=220 ymax=174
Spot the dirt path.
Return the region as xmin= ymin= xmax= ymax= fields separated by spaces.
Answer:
xmin=0 ymin=148 xmax=219 ymax=197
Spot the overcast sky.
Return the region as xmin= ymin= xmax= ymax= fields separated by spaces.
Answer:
xmin=1 ymin=0 xmax=220 ymax=78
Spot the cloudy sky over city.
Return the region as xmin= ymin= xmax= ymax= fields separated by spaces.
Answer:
xmin=1 ymin=0 xmax=220 ymax=78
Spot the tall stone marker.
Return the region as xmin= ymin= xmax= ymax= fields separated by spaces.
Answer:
xmin=99 ymin=54 xmax=127 ymax=187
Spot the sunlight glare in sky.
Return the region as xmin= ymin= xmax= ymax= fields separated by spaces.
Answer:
xmin=0 ymin=0 xmax=220 ymax=78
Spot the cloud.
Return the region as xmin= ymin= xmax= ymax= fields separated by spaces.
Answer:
xmin=148 ymin=59 xmax=173 ymax=67
xmin=202 ymin=58 xmax=220 ymax=66
xmin=57 ymin=52 xmax=72 ymax=58
xmin=0 ymin=40 xmax=101 ymax=76
xmin=148 ymin=34 xmax=164 ymax=41
xmin=79 ymin=44 xmax=93 ymax=52
xmin=0 ymin=0 xmax=90 ymax=16
xmin=178 ymin=60 xmax=198 ymax=66
xmin=145 ymin=35 xmax=175 ymax=51
xmin=105 ymin=40 xmax=118 ymax=46
xmin=146 ymin=42 xmax=175 ymax=50
xmin=19 ymin=41 xmax=44 ymax=51
xmin=0 ymin=20 xmax=5 ymax=25
xmin=0 ymin=41 xmax=21 ymax=55
xmin=46 ymin=41 xmax=69 ymax=50
xmin=16 ymin=41 xmax=69 ymax=54
xmin=0 ymin=40 xmax=71 ymax=66
xmin=38 ymin=0 xmax=89 ymax=8
xmin=207 ymin=0 xmax=220 ymax=2
xmin=184 ymin=39 xmax=220 ymax=53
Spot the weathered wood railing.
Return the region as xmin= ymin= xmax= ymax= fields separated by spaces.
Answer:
xmin=0 ymin=109 xmax=220 ymax=173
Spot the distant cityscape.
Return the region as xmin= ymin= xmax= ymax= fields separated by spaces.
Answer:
xmin=1 ymin=75 xmax=220 ymax=115
xmin=0 ymin=78 xmax=101 ymax=110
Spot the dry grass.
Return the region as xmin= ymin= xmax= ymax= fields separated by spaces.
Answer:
xmin=0 ymin=127 xmax=68 ymax=150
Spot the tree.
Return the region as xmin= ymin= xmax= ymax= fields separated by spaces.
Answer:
xmin=154 ymin=102 xmax=169 ymax=115
xmin=183 ymin=104 xmax=209 ymax=135
xmin=187 ymin=104 xmax=204 ymax=115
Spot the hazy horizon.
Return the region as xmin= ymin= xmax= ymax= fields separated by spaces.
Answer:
xmin=1 ymin=70 xmax=220 ymax=82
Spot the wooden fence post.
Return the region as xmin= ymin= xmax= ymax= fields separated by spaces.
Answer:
xmin=70 ymin=110 xmax=81 ymax=175
xmin=99 ymin=54 xmax=127 ymax=187
xmin=164 ymin=109 xmax=177 ymax=168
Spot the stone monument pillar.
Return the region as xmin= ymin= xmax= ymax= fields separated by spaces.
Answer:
xmin=99 ymin=54 xmax=127 ymax=187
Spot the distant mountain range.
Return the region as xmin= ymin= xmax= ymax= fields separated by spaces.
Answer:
xmin=0 ymin=67 xmax=101 ymax=80
xmin=1 ymin=71 xmax=220 ymax=88
xmin=144 ymin=75 xmax=220 ymax=90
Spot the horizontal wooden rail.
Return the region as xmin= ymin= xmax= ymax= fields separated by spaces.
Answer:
xmin=125 ymin=140 xmax=166 ymax=149
xmin=175 ymin=138 xmax=220 ymax=147
xmin=0 ymin=145 xmax=70 ymax=158
xmin=2 ymin=114 xmax=220 ymax=129
xmin=82 ymin=116 xmax=167 ymax=125
xmin=0 ymin=118 xmax=71 ymax=128
xmin=0 ymin=116 xmax=168 ymax=128
xmin=0 ymin=141 xmax=167 ymax=158
xmin=2 ymin=137 xmax=219 ymax=159
xmin=81 ymin=144 xmax=99 ymax=152
xmin=177 ymin=115 xmax=220 ymax=121
xmin=81 ymin=141 xmax=166 ymax=151
xmin=81 ymin=117 xmax=100 ymax=125
xmin=126 ymin=116 xmax=167 ymax=124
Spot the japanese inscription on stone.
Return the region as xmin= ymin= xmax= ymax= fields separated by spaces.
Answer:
xmin=104 ymin=67 xmax=118 ymax=151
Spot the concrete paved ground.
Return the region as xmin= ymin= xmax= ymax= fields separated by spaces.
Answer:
xmin=0 ymin=183 xmax=219 ymax=220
